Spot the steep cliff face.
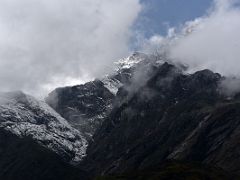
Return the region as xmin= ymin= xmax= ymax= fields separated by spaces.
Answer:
xmin=45 ymin=52 xmax=156 ymax=141
xmin=46 ymin=80 xmax=114 ymax=141
xmin=45 ymin=53 xmax=240 ymax=178
xmin=81 ymin=61 xmax=240 ymax=177
xmin=2 ymin=52 xmax=240 ymax=180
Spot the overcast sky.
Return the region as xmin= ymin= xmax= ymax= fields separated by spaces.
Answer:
xmin=1 ymin=0 xmax=239 ymax=97
xmin=0 ymin=0 xmax=141 ymax=97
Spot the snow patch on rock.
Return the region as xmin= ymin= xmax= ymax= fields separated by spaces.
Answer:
xmin=0 ymin=91 xmax=87 ymax=163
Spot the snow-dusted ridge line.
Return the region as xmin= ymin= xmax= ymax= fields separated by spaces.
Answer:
xmin=115 ymin=52 xmax=145 ymax=69
xmin=0 ymin=91 xmax=87 ymax=163
xmin=102 ymin=77 xmax=122 ymax=95
xmin=102 ymin=52 xmax=151 ymax=95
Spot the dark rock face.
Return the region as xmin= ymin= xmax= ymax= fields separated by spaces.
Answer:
xmin=46 ymin=80 xmax=115 ymax=140
xmin=45 ymin=53 xmax=149 ymax=140
xmin=2 ymin=53 xmax=240 ymax=180
xmin=96 ymin=161 xmax=237 ymax=180
xmin=82 ymin=61 xmax=240 ymax=177
xmin=0 ymin=128 xmax=89 ymax=180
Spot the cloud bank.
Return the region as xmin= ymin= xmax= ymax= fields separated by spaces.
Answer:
xmin=139 ymin=0 xmax=240 ymax=95
xmin=0 ymin=0 xmax=141 ymax=97
xmin=170 ymin=0 xmax=240 ymax=77
xmin=141 ymin=0 xmax=240 ymax=78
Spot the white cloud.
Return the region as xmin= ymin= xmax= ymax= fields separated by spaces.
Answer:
xmin=137 ymin=0 xmax=240 ymax=95
xmin=140 ymin=0 xmax=240 ymax=77
xmin=0 ymin=0 xmax=141 ymax=97
xmin=170 ymin=0 xmax=240 ymax=77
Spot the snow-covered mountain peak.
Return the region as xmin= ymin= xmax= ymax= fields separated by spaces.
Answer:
xmin=102 ymin=52 xmax=165 ymax=95
xmin=102 ymin=52 xmax=152 ymax=95
xmin=115 ymin=52 xmax=149 ymax=70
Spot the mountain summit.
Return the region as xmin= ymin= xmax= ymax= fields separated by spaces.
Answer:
xmin=1 ymin=53 xmax=240 ymax=179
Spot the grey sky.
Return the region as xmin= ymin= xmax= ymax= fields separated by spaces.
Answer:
xmin=0 ymin=0 xmax=238 ymax=97
xmin=0 ymin=0 xmax=141 ymax=97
